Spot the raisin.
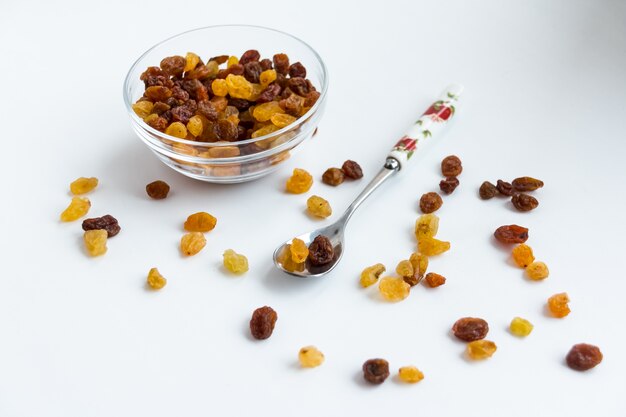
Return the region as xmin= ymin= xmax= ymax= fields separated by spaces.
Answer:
xmin=223 ymin=249 xmax=249 ymax=274
xmin=287 ymin=77 xmax=310 ymax=96
xmin=152 ymin=101 xmax=171 ymax=115
xmin=424 ymin=272 xmax=446 ymax=287
xmin=211 ymin=79 xmax=228 ymax=97
xmin=184 ymin=52 xmax=201 ymax=72
xmin=322 ymin=168 xmax=345 ymax=186
xmin=132 ymin=101 xmax=154 ymax=118
xmin=279 ymin=93 xmax=305 ymax=116
xmin=216 ymin=119 xmax=239 ymax=141
xmin=307 ymin=195 xmax=332 ymax=218
xmin=141 ymin=66 xmax=166 ymax=82
xmin=526 ymin=261 xmax=549 ymax=280
xmin=197 ymin=100 xmax=218 ymax=121
xmin=496 ymin=179 xmax=515 ymax=196
xmin=439 ymin=177 xmax=460 ymax=194
xmin=398 ymin=366 xmax=424 ymax=384
xmin=415 ymin=214 xmax=439 ymax=239
xmin=466 ymin=340 xmax=497 ymax=360
xmin=547 ymin=292 xmax=570 ymax=318
xmin=211 ymin=96 xmax=229 ymax=112
xmin=180 ymin=232 xmax=206 ymax=256
xmin=184 ymin=212 xmax=217 ymax=232
xmin=290 ymin=238 xmax=309 ymax=263
xmin=146 ymin=180 xmax=170 ymax=199
xmin=60 ymin=197 xmax=91 ymax=222
xmin=240 ymin=49 xmax=260 ymax=65
xmin=509 ymin=317 xmax=533 ymax=337
xmin=243 ymin=61 xmax=262 ymax=83
xmin=417 ymin=236 xmax=450 ymax=256
xmin=181 ymin=79 xmax=208 ymax=101
xmin=228 ymin=98 xmax=252 ymax=111
xmin=452 ymin=317 xmax=489 ymax=342
xmin=70 ymin=177 xmax=98 ymax=195
xmin=145 ymin=86 xmax=172 ymax=101
xmin=256 ymin=84 xmax=281 ymax=103
xmin=225 ymin=74 xmax=253 ymax=99
xmin=165 ymin=121 xmax=188 ymax=138
xmin=341 ymin=160 xmax=363 ymax=179
xmin=286 ymin=168 xmax=313 ymax=194
xmin=147 ymin=267 xmax=167 ymax=290
xmin=360 ymin=263 xmax=386 ymax=288
xmin=304 ymin=90 xmax=321 ymax=107
xmin=147 ymin=116 xmax=168 ymax=131
xmin=512 ymin=244 xmax=535 ymax=268
xmin=379 ymin=277 xmax=411 ymax=301
xmin=259 ymin=69 xmax=277 ymax=87
xmin=259 ymin=58 xmax=273 ymax=71
xmin=186 ymin=61 xmax=219 ymax=80
xmin=171 ymin=86 xmax=190 ymax=101
xmin=253 ymin=101 xmax=284 ymax=122
xmin=441 ymin=155 xmax=462 ymax=176
xmin=419 ymin=192 xmax=443 ymax=214
xmin=249 ymin=306 xmax=277 ymax=340
xmin=362 ymin=359 xmax=390 ymax=384
xmin=227 ymin=56 xmax=239 ymax=68
xmin=273 ymin=53 xmax=290 ymax=75
xmin=270 ymin=113 xmax=296 ymax=128
xmin=494 ymin=224 xmax=528 ymax=244
xmin=479 ymin=181 xmax=498 ymax=199
xmin=511 ymin=193 xmax=539 ymax=212
xmin=566 ymin=344 xmax=603 ymax=371
xmin=187 ymin=115 xmax=204 ymax=137
xmin=408 ymin=252 xmax=428 ymax=285
xmin=210 ymin=55 xmax=229 ymax=65
xmin=277 ymin=245 xmax=305 ymax=273
xmin=308 ymin=235 xmax=334 ymax=266
xmin=160 ymin=56 xmax=185 ymax=77
xmin=170 ymin=105 xmax=194 ymax=124
xmin=83 ymin=230 xmax=107 ymax=257
xmin=512 ymin=176 xmax=544 ymax=192
xmin=395 ymin=260 xmax=414 ymax=281
xmin=251 ymin=124 xmax=279 ymax=138
xmin=82 ymin=215 xmax=120 ymax=237
xmin=298 ymin=346 xmax=325 ymax=368
xmin=288 ymin=62 xmax=306 ymax=78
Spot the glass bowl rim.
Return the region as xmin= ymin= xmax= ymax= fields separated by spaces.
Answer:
xmin=122 ymin=24 xmax=329 ymax=149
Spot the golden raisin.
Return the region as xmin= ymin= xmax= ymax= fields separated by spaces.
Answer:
xmin=398 ymin=366 xmax=424 ymax=383
xmin=60 ymin=197 xmax=91 ymax=222
xmin=424 ymin=272 xmax=446 ymax=287
xmin=509 ymin=317 xmax=533 ymax=337
xmin=286 ymin=168 xmax=313 ymax=194
xmin=184 ymin=212 xmax=217 ymax=233
xmin=227 ymin=55 xmax=239 ymax=68
xmin=418 ymin=236 xmax=450 ymax=256
xmin=512 ymin=244 xmax=535 ymax=268
xmin=307 ymin=195 xmax=332 ymax=218
xmin=83 ymin=229 xmax=107 ymax=257
xmin=147 ymin=267 xmax=167 ymax=290
xmin=270 ymin=113 xmax=297 ymax=128
xmin=360 ymin=263 xmax=386 ymax=288
xmin=186 ymin=115 xmax=204 ymax=137
xmin=211 ymin=79 xmax=228 ymax=96
xmin=132 ymin=101 xmax=154 ymax=118
xmin=180 ymin=232 xmax=206 ymax=256
xmin=252 ymin=101 xmax=284 ymax=122
xmin=547 ymin=292 xmax=570 ymax=318
xmin=225 ymin=74 xmax=253 ymax=99
xmin=184 ymin=52 xmax=201 ymax=72
xmin=290 ymin=238 xmax=309 ymax=263
xmin=395 ymin=260 xmax=414 ymax=280
xmin=278 ymin=245 xmax=305 ymax=273
xmin=223 ymin=249 xmax=249 ymax=274
xmin=526 ymin=261 xmax=549 ymax=280
xmin=298 ymin=346 xmax=325 ymax=368
xmin=259 ymin=69 xmax=277 ymax=87
xmin=165 ymin=121 xmax=188 ymax=139
xmin=251 ymin=124 xmax=280 ymax=139
xmin=466 ymin=340 xmax=497 ymax=360
xmin=378 ymin=277 xmax=410 ymax=302
xmin=415 ymin=213 xmax=440 ymax=239
xmin=70 ymin=177 xmax=98 ymax=195
xmin=408 ymin=252 xmax=428 ymax=285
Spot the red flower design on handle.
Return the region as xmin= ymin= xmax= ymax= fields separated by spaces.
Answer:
xmin=423 ymin=100 xmax=455 ymax=122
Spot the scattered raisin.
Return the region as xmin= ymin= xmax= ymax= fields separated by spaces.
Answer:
xmin=273 ymin=53 xmax=290 ymax=75
xmin=398 ymin=366 xmax=424 ymax=383
xmin=288 ymin=62 xmax=306 ymax=78
xmin=307 ymin=195 xmax=332 ymax=218
xmin=512 ymin=244 xmax=535 ymax=268
xmin=184 ymin=212 xmax=217 ymax=232
xmin=395 ymin=260 xmax=414 ymax=281
xmin=566 ymin=344 xmax=603 ymax=371
xmin=146 ymin=180 xmax=170 ymax=199
xmin=526 ymin=261 xmax=549 ymax=280
xmin=415 ymin=213 xmax=439 ymax=239
xmin=424 ymin=272 xmax=446 ymax=287
xmin=547 ymin=292 xmax=571 ymax=318
xmin=452 ymin=317 xmax=489 ymax=342
xmin=322 ymin=168 xmax=345 ymax=186
xmin=466 ymin=340 xmax=497 ymax=360
xmin=180 ymin=232 xmax=206 ymax=256
xmin=479 ymin=181 xmax=498 ymax=199
xmin=419 ymin=192 xmax=443 ymax=214
xmin=408 ymin=252 xmax=428 ymax=285
xmin=70 ymin=177 xmax=98 ymax=195
xmin=417 ymin=236 xmax=450 ymax=256
xmin=509 ymin=317 xmax=533 ymax=337
xmin=360 ymin=263 xmax=386 ymax=288
xmin=286 ymin=168 xmax=313 ymax=194
xmin=378 ymin=277 xmax=411 ymax=301
xmin=341 ymin=160 xmax=363 ymax=179
xmin=239 ymin=49 xmax=260 ymax=65
xmin=60 ymin=197 xmax=91 ymax=222
xmin=299 ymin=346 xmax=325 ymax=368
xmin=147 ymin=267 xmax=167 ymax=290
xmin=249 ymin=306 xmax=277 ymax=340
xmin=82 ymin=215 xmax=121 ymax=237
xmin=512 ymin=193 xmax=539 ymax=212
xmin=308 ymin=235 xmax=334 ymax=266
xmin=494 ymin=224 xmax=529 ymax=244
xmin=290 ymin=238 xmax=309 ymax=263
xmin=441 ymin=155 xmax=462 ymax=177
xmin=362 ymin=359 xmax=390 ymax=384
xmin=496 ymin=180 xmax=515 ymax=196
xmin=83 ymin=230 xmax=107 ymax=257
xmin=512 ymin=176 xmax=544 ymax=192
xmin=223 ymin=249 xmax=249 ymax=274
xmin=439 ymin=177 xmax=460 ymax=194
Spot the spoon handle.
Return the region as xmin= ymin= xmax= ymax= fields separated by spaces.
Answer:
xmin=388 ymin=83 xmax=464 ymax=169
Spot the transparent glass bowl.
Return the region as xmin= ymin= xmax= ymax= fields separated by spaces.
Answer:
xmin=123 ymin=25 xmax=328 ymax=183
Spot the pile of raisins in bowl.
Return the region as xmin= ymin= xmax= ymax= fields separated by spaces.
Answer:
xmin=132 ymin=50 xmax=320 ymax=142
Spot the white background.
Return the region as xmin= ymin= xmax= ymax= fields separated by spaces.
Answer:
xmin=1 ymin=1 xmax=625 ymax=416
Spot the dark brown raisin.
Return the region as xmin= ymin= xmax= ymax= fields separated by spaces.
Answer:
xmin=362 ymin=359 xmax=390 ymax=384
xmin=243 ymin=61 xmax=262 ymax=83
xmin=287 ymin=77 xmax=310 ymax=96
xmin=140 ymin=66 xmax=166 ymax=81
xmin=229 ymin=64 xmax=244 ymax=76
xmin=439 ymin=177 xmax=460 ymax=194
xmin=82 ymin=215 xmax=121 ymax=238
xmin=196 ymin=100 xmax=218 ymax=121
xmin=419 ymin=192 xmax=443 ymax=213
xmin=566 ymin=343 xmax=603 ymax=371
xmin=259 ymin=58 xmax=273 ymax=70
xmin=452 ymin=317 xmax=489 ymax=342
xmin=303 ymin=90 xmax=321 ymax=107
xmin=308 ymin=235 xmax=334 ymax=266
xmin=160 ymin=110 xmax=172 ymax=123
xmin=279 ymin=93 xmax=304 ymax=116
xmin=170 ymin=105 xmax=194 ymax=124
xmin=441 ymin=155 xmax=462 ymax=177
xmin=494 ymin=224 xmax=529 ymax=244
xmin=239 ymin=49 xmax=260 ymax=65
xmin=273 ymin=53 xmax=290 ymax=75
xmin=159 ymin=56 xmax=185 ymax=77
xmin=249 ymin=306 xmax=278 ymax=340
xmin=511 ymin=193 xmax=539 ymax=212
xmin=228 ymin=98 xmax=252 ymax=111
xmin=146 ymin=180 xmax=170 ymax=200
xmin=165 ymin=97 xmax=178 ymax=108
xmin=144 ymin=86 xmax=172 ymax=101
xmin=209 ymin=55 xmax=229 ymax=65
xmin=512 ymin=176 xmax=544 ymax=192
xmin=275 ymin=73 xmax=289 ymax=89
xmin=496 ymin=179 xmax=515 ymax=196
xmin=256 ymin=84 xmax=281 ymax=104
xmin=216 ymin=119 xmax=238 ymax=141
xmin=171 ymin=86 xmax=190 ymax=102
xmin=322 ymin=168 xmax=345 ymax=186
xmin=236 ymin=125 xmax=247 ymax=140
xmin=288 ymin=62 xmax=306 ymax=78
xmin=403 ymin=275 xmax=419 ymax=286
xmin=147 ymin=116 xmax=168 ymax=131
xmin=341 ymin=160 xmax=363 ymax=179
xmin=181 ymin=79 xmax=208 ymax=101
xmin=479 ymin=181 xmax=498 ymax=199
xmin=152 ymin=101 xmax=170 ymax=115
